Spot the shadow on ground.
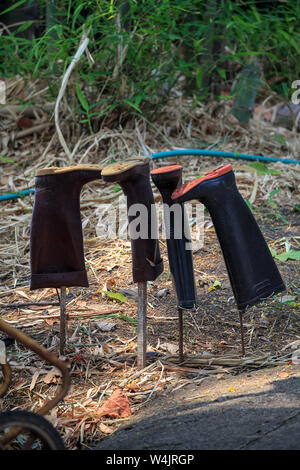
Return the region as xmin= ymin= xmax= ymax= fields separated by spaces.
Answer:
xmin=95 ymin=366 xmax=300 ymax=450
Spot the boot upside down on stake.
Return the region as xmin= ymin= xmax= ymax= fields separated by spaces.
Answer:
xmin=151 ymin=165 xmax=198 ymax=362
xmin=29 ymin=164 xmax=102 ymax=354
xmin=101 ymin=158 xmax=163 ymax=368
xmin=171 ymin=164 xmax=286 ymax=355
xmin=30 ymin=164 xmax=102 ymax=290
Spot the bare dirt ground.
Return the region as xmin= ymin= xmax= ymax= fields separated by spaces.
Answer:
xmin=0 ymin=90 xmax=300 ymax=449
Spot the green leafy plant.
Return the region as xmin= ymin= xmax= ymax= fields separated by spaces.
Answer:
xmin=247 ymin=162 xmax=280 ymax=176
xmin=0 ymin=0 xmax=299 ymax=130
xmin=275 ymin=250 xmax=300 ymax=261
xmin=269 ymin=238 xmax=300 ymax=261
xmin=102 ymin=290 xmax=128 ymax=303
xmin=293 ymin=205 xmax=300 ymax=214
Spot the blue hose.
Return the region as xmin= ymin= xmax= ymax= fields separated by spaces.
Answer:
xmin=1 ymin=149 xmax=299 ymax=202
xmin=151 ymin=149 xmax=300 ymax=165
xmin=0 ymin=189 xmax=35 ymax=202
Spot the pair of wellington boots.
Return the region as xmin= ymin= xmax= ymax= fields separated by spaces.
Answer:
xmin=30 ymin=160 xmax=163 ymax=290
xmin=30 ymin=160 xmax=285 ymax=314
xmin=100 ymin=160 xmax=285 ymax=311
xmin=169 ymin=163 xmax=286 ymax=310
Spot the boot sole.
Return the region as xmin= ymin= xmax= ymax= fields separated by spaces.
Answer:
xmin=36 ymin=164 xmax=102 ymax=176
xmin=151 ymin=164 xmax=182 ymax=175
xmin=101 ymin=159 xmax=148 ymax=182
xmin=172 ymin=164 xmax=233 ymax=200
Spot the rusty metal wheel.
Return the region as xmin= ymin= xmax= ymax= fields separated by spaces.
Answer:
xmin=0 ymin=410 xmax=65 ymax=450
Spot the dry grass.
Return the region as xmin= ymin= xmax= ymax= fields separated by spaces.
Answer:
xmin=0 ymin=77 xmax=300 ymax=449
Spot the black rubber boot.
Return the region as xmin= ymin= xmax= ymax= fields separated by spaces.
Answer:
xmin=151 ymin=165 xmax=197 ymax=309
xmin=101 ymin=158 xmax=163 ymax=282
xmin=30 ymin=164 xmax=102 ymax=290
xmin=171 ymin=164 xmax=285 ymax=310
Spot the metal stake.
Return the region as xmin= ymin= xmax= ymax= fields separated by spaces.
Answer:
xmin=137 ymin=281 xmax=147 ymax=369
xmin=59 ymin=286 xmax=67 ymax=356
xmin=178 ymin=307 xmax=184 ymax=363
xmin=238 ymin=308 xmax=246 ymax=356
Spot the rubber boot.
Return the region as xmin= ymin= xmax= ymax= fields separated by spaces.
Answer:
xmin=30 ymin=164 xmax=102 ymax=290
xmin=101 ymin=158 xmax=163 ymax=282
xmin=151 ymin=165 xmax=197 ymax=309
xmin=171 ymin=164 xmax=285 ymax=310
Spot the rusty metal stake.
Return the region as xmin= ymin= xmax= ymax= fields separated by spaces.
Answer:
xmin=238 ymin=308 xmax=246 ymax=356
xmin=137 ymin=282 xmax=147 ymax=369
xmin=59 ymin=286 xmax=67 ymax=356
xmin=178 ymin=307 xmax=184 ymax=363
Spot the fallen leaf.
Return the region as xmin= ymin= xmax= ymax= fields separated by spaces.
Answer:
xmin=247 ymin=162 xmax=280 ymax=175
xmin=17 ymin=116 xmax=33 ymax=129
xmin=29 ymin=370 xmax=40 ymax=391
xmin=276 ymin=250 xmax=300 ymax=261
xmin=208 ymin=280 xmax=222 ymax=291
xmin=99 ymin=423 xmax=114 ymax=434
xmin=44 ymin=318 xmax=59 ymax=325
xmin=102 ymin=290 xmax=128 ymax=302
xmin=125 ymin=382 xmax=140 ymax=392
xmin=155 ymin=288 xmax=170 ymax=298
xmin=118 ymin=288 xmax=139 ymax=301
xmin=160 ymin=342 xmax=178 ymax=354
xmin=95 ymin=279 xmax=116 ymax=295
xmin=43 ymin=367 xmax=62 ymax=384
xmin=95 ymin=388 xmax=132 ymax=419
xmin=95 ymin=321 xmax=117 ymax=332
xmin=277 ymin=371 xmax=289 ymax=378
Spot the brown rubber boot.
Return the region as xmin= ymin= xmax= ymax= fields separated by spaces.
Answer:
xmin=101 ymin=158 xmax=163 ymax=282
xmin=30 ymin=165 xmax=102 ymax=290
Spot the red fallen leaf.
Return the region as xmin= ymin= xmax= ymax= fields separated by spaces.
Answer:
xmin=217 ymin=341 xmax=228 ymax=348
xmin=277 ymin=371 xmax=289 ymax=378
xmin=95 ymin=388 xmax=132 ymax=419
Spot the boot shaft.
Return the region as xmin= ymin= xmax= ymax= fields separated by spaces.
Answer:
xmin=172 ymin=165 xmax=285 ymax=310
xmin=101 ymin=159 xmax=163 ymax=283
xmin=151 ymin=165 xmax=197 ymax=309
xmin=30 ymin=165 xmax=102 ymax=290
